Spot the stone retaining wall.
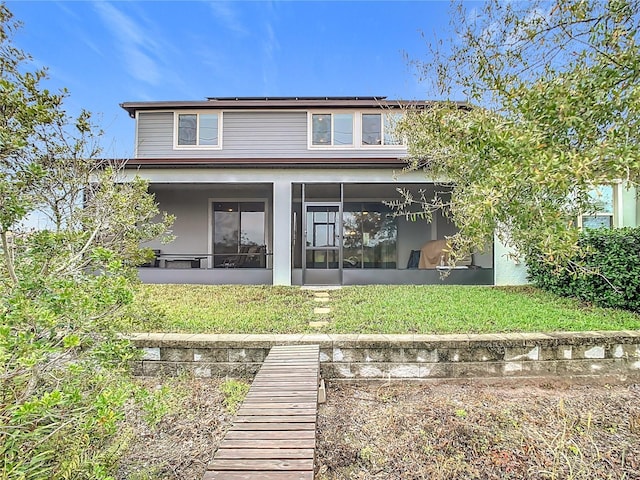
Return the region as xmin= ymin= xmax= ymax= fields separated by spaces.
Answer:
xmin=130 ymin=331 xmax=640 ymax=381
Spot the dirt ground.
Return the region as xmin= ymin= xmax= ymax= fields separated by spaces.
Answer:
xmin=118 ymin=378 xmax=640 ymax=480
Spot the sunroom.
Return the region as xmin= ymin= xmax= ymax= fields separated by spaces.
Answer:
xmin=138 ymin=181 xmax=494 ymax=286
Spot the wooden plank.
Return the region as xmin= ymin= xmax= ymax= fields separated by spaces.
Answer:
xmin=254 ymin=371 xmax=318 ymax=376
xmin=239 ymin=402 xmax=317 ymax=409
xmin=262 ymin=360 xmax=317 ymax=363
xmin=249 ymin=383 xmax=318 ymax=389
xmin=246 ymin=384 xmax=318 ymax=398
xmin=252 ymin=378 xmax=318 ymax=387
xmin=267 ymin=348 xmax=318 ymax=352
xmin=242 ymin=397 xmax=317 ymax=403
xmin=230 ymin=422 xmax=315 ymax=431
xmin=257 ymin=364 xmax=317 ymax=369
xmin=238 ymin=408 xmax=316 ymax=417
xmin=204 ymin=472 xmax=313 ymax=480
xmin=234 ymin=415 xmax=317 ymax=423
xmin=209 ymin=459 xmax=313 ymax=471
xmin=224 ymin=430 xmax=315 ymax=440
xmin=267 ymin=352 xmax=319 ymax=357
xmin=251 ymin=376 xmax=318 ymax=382
xmin=219 ymin=439 xmax=315 ymax=449
xmin=250 ymin=377 xmax=318 ymax=383
xmin=214 ymin=448 xmax=314 ymax=460
xmin=243 ymin=393 xmax=317 ymax=400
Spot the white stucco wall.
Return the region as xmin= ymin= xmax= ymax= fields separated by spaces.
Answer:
xmin=493 ymin=235 xmax=529 ymax=286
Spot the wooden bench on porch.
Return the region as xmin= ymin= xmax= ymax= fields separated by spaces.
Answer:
xmin=203 ymin=344 xmax=321 ymax=480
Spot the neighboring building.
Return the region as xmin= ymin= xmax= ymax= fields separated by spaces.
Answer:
xmin=119 ymin=96 xmax=637 ymax=287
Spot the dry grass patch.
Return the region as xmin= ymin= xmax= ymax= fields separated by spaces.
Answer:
xmin=317 ymin=381 xmax=640 ymax=480
xmin=116 ymin=377 xmax=639 ymax=480
xmin=116 ymin=377 xmax=247 ymax=480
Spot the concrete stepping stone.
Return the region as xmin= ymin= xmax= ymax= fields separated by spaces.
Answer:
xmin=309 ymin=321 xmax=329 ymax=328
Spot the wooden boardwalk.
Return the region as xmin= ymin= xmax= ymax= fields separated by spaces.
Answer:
xmin=203 ymin=344 xmax=321 ymax=480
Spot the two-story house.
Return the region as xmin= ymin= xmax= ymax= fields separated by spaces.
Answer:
xmin=119 ymin=96 xmax=638 ymax=287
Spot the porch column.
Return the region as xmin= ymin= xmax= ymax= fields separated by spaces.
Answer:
xmin=272 ymin=180 xmax=292 ymax=285
xmin=493 ymin=233 xmax=529 ymax=286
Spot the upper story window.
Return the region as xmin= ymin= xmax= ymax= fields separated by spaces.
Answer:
xmin=175 ymin=112 xmax=222 ymax=148
xmin=308 ymin=111 xmax=404 ymax=149
xmin=362 ymin=112 xmax=403 ymax=146
xmin=311 ymin=113 xmax=353 ymax=146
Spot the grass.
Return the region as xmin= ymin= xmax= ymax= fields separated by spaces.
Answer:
xmin=125 ymin=284 xmax=640 ymax=334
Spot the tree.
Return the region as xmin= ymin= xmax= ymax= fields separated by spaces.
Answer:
xmin=397 ymin=0 xmax=640 ymax=269
xmin=0 ymin=5 xmax=173 ymax=478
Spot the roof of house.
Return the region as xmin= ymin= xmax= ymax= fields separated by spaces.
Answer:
xmin=120 ymin=96 xmax=464 ymax=118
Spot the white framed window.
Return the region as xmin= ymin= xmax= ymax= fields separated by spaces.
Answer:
xmin=174 ymin=111 xmax=222 ymax=149
xmin=578 ymin=184 xmax=620 ymax=229
xmin=361 ymin=112 xmax=403 ymax=147
xmin=309 ymin=113 xmax=354 ymax=147
xmin=307 ymin=111 xmax=405 ymax=149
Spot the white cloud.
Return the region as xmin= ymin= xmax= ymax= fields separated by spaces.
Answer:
xmin=93 ymin=1 xmax=162 ymax=85
xmin=261 ymin=20 xmax=280 ymax=93
xmin=209 ymin=1 xmax=249 ymax=36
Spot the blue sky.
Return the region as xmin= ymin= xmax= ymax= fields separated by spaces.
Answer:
xmin=7 ymin=1 xmax=461 ymax=158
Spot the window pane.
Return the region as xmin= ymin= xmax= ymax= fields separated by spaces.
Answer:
xmin=199 ymin=114 xmax=218 ymax=145
xmin=589 ymin=185 xmax=614 ymax=213
xmin=178 ymin=114 xmax=197 ymax=145
xmin=362 ymin=114 xmax=381 ymax=145
xmin=306 ymin=249 xmax=338 ymax=269
xmin=214 ymin=210 xmax=239 ymax=254
xmin=214 ymin=202 xmax=266 ymax=268
xmin=307 ymin=206 xmax=339 ymax=247
xmin=241 ymin=202 xmax=265 ymax=213
xmin=384 ymin=113 xmax=402 ymax=145
xmin=582 ymin=215 xmax=613 ymax=229
xmin=334 ymin=114 xmax=353 ymax=145
xmin=343 ymin=206 xmax=362 ymax=268
xmin=214 ymin=202 xmax=238 ymax=212
xmin=362 ymin=203 xmax=397 ymax=268
xmin=312 ymin=114 xmax=331 ymax=145
xmin=241 ymin=211 xmax=265 ymax=247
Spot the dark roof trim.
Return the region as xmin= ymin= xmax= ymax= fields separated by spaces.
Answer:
xmin=122 ymin=157 xmax=407 ymax=169
xmin=206 ymin=96 xmax=386 ymax=101
xmin=120 ymin=97 xmax=464 ymax=118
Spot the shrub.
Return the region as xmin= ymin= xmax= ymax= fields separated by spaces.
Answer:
xmin=527 ymin=227 xmax=640 ymax=313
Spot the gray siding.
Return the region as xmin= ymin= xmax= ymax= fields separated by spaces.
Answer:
xmin=135 ymin=111 xmax=408 ymax=159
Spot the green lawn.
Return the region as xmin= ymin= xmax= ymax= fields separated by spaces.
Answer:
xmin=125 ymin=284 xmax=640 ymax=334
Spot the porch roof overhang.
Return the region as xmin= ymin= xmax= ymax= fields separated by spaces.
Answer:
xmin=120 ymin=96 xmax=467 ymax=118
xmin=123 ymin=157 xmax=408 ymax=169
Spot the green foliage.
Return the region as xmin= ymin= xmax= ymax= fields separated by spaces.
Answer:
xmin=133 ymin=382 xmax=182 ymax=427
xmin=398 ymin=0 xmax=640 ymax=269
xmin=528 ymin=227 xmax=640 ymax=312
xmin=0 ymin=5 xmax=173 ymax=479
xmin=220 ymin=379 xmax=250 ymax=414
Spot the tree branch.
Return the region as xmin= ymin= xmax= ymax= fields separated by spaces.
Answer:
xmin=1 ymin=230 xmax=18 ymax=285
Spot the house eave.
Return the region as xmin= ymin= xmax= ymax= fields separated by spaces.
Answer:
xmin=122 ymin=157 xmax=408 ymax=169
xmin=120 ymin=97 xmax=467 ymax=118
